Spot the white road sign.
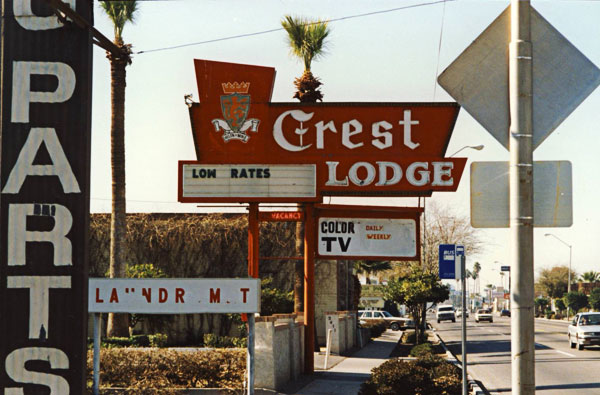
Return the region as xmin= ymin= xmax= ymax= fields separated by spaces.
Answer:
xmin=317 ymin=217 xmax=417 ymax=258
xmin=471 ymin=161 xmax=572 ymax=228
xmin=89 ymin=278 xmax=261 ymax=314
xmin=438 ymin=5 xmax=600 ymax=150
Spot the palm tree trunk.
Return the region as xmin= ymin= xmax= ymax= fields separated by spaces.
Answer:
xmin=106 ymin=50 xmax=130 ymax=337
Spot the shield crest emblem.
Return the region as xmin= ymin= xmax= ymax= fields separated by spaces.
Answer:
xmin=221 ymin=94 xmax=250 ymax=132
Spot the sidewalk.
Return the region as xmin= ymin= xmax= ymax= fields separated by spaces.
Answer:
xmin=284 ymin=329 xmax=403 ymax=395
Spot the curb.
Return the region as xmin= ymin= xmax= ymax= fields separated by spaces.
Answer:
xmin=432 ymin=330 xmax=486 ymax=395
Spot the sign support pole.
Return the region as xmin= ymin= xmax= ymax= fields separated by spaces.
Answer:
xmin=510 ymin=1 xmax=535 ymax=394
xmin=460 ymin=255 xmax=467 ymax=395
xmin=304 ymin=203 xmax=315 ymax=373
xmin=93 ymin=313 xmax=101 ymax=395
xmin=247 ymin=203 xmax=259 ymax=395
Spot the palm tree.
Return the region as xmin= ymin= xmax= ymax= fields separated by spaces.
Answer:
xmin=473 ymin=262 xmax=482 ymax=294
xmin=281 ymin=16 xmax=330 ymax=312
xmin=580 ymin=271 xmax=600 ymax=283
xmin=281 ymin=15 xmax=330 ymax=102
xmin=355 ymin=261 xmax=392 ymax=284
xmin=101 ymin=0 xmax=139 ymax=337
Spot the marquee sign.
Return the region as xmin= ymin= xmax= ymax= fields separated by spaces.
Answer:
xmin=179 ymin=59 xmax=466 ymax=202
xmin=1 ymin=0 xmax=92 ymax=393
xmin=315 ymin=204 xmax=422 ymax=260
xmin=179 ymin=162 xmax=316 ymax=202
xmin=89 ymin=278 xmax=261 ymax=314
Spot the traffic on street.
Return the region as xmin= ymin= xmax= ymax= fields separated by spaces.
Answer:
xmin=430 ymin=312 xmax=600 ymax=394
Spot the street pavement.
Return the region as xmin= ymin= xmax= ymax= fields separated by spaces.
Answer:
xmin=282 ymin=329 xmax=403 ymax=395
xmin=431 ymin=314 xmax=600 ymax=394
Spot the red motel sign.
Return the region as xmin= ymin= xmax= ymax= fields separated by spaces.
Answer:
xmin=179 ymin=59 xmax=466 ymax=202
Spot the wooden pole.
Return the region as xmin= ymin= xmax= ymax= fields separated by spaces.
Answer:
xmin=303 ymin=203 xmax=315 ymax=373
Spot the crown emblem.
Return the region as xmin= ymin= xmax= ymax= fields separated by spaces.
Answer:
xmin=212 ymin=81 xmax=259 ymax=143
xmin=221 ymin=81 xmax=250 ymax=94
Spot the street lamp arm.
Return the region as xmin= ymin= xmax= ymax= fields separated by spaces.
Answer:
xmin=448 ymin=144 xmax=484 ymax=157
xmin=544 ymin=233 xmax=571 ymax=249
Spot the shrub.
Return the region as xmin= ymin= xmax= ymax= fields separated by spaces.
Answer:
xmin=203 ymin=334 xmax=246 ymax=348
xmin=87 ymin=348 xmax=245 ymax=391
xmin=360 ymin=320 xmax=388 ymax=339
xmin=545 ymin=309 xmax=555 ymax=319
xmin=359 ymin=354 xmax=460 ymax=395
xmin=260 ymin=278 xmax=294 ymax=316
xmin=149 ymin=334 xmax=168 ymax=348
xmin=402 ymin=330 xmax=429 ymax=344
xmin=410 ymin=343 xmax=434 ymax=358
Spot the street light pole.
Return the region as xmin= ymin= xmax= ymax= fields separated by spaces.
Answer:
xmin=545 ymin=233 xmax=572 ymax=318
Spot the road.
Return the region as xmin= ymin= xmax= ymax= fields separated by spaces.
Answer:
xmin=430 ymin=314 xmax=600 ymax=394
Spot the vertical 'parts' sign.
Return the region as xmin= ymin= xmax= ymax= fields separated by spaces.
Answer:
xmin=1 ymin=0 xmax=92 ymax=393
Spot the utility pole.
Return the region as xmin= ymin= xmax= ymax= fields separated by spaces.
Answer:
xmin=509 ymin=1 xmax=535 ymax=394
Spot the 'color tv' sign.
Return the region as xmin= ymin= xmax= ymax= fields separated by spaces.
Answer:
xmin=179 ymin=59 xmax=466 ymax=202
xmin=1 ymin=1 xmax=92 ymax=393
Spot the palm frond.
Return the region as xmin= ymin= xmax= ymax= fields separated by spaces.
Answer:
xmin=100 ymin=0 xmax=139 ymax=44
xmin=281 ymin=15 xmax=330 ymax=72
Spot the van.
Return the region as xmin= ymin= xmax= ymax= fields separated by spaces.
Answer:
xmin=436 ymin=304 xmax=456 ymax=323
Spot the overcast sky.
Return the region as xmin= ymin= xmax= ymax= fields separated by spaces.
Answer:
xmin=90 ymin=0 xmax=600 ymax=288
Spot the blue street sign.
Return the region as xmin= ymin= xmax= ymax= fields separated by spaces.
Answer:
xmin=456 ymin=245 xmax=465 ymax=256
xmin=501 ymin=266 xmax=511 ymax=272
xmin=439 ymin=244 xmax=457 ymax=279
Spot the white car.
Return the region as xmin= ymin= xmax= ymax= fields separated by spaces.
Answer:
xmin=358 ymin=310 xmax=412 ymax=331
xmin=475 ymin=309 xmax=493 ymax=323
xmin=456 ymin=308 xmax=469 ymax=318
xmin=568 ymin=312 xmax=600 ymax=350
xmin=436 ymin=305 xmax=456 ymax=323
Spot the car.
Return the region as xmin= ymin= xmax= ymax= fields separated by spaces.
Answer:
xmin=475 ymin=309 xmax=493 ymax=323
xmin=436 ymin=305 xmax=456 ymax=323
xmin=358 ymin=310 xmax=411 ymax=331
xmin=456 ymin=308 xmax=469 ymax=318
xmin=568 ymin=312 xmax=600 ymax=350
xmin=500 ymin=309 xmax=511 ymax=317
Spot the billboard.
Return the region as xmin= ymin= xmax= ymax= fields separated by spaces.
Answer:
xmin=1 ymin=0 xmax=92 ymax=392
xmin=315 ymin=204 xmax=421 ymax=260
xmin=179 ymin=60 xmax=466 ymax=202
xmin=89 ymin=278 xmax=261 ymax=314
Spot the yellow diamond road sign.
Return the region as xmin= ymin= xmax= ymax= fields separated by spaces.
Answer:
xmin=438 ymin=5 xmax=600 ymax=150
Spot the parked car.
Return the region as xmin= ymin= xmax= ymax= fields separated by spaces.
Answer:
xmin=500 ymin=309 xmax=511 ymax=317
xmin=358 ymin=310 xmax=411 ymax=331
xmin=568 ymin=312 xmax=600 ymax=350
xmin=456 ymin=308 xmax=469 ymax=318
xmin=475 ymin=309 xmax=493 ymax=323
xmin=436 ymin=305 xmax=456 ymax=323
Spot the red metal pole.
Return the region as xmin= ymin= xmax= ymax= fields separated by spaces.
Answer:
xmin=303 ymin=203 xmax=315 ymax=373
xmin=248 ymin=203 xmax=259 ymax=278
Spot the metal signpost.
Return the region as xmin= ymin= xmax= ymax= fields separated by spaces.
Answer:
xmin=438 ymin=244 xmax=467 ymax=395
xmin=89 ymin=278 xmax=261 ymax=395
xmin=438 ymin=1 xmax=600 ymax=392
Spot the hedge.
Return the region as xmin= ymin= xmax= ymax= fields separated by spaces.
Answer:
xmin=87 ymin=348 xmax=245 ymax=392
xmin=359 ymin=354 xmax=461 ymax=395
xmin=360 ymin=320 xmax=388 ymax=339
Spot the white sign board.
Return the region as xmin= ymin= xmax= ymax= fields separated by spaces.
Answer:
xmin=89 ymin=278 xmax=260 ymax=314
xmin=471 ymin=161 xmax=572 ymax=228
xmin=181 ymin=163 xmax=316 ymax=198
xmin=438 ymin=5 xmax=600 ymax=150
xmin=317 ymin=218 xmax=417 ymax=258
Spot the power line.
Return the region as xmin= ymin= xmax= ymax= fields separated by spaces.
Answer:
xmin=135 ymin=0 xmax=456 ymax=55
xmin=433 ymin=0 xmax=447 ymax=100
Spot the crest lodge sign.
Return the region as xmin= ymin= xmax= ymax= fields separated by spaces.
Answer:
xmin=179 ymin=59 xmax=466 ymax=202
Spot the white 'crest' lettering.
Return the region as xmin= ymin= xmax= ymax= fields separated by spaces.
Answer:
xmin=273 ymin=110 xmax=313 ymax=151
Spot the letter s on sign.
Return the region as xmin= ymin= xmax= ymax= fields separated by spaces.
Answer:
xmin=273 ymin=110 xmax=314 ymax=152
xmin=5 ymin=347 xmax=69 ymax=394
